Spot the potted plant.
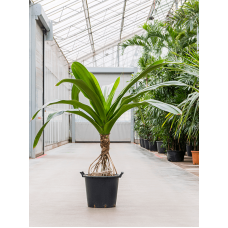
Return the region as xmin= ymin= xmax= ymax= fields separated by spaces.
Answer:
xmin=31 ymin=61 xmax=181 ymax=208
xmin=163 ymin=132 xmax=186 ymax=162
xmin=149 ymin=140 xmax=157 ymax=151
xmin=148 ymin=130 xmax=157 ymax=151
xmin=191 ymin=136 xmax=199 ymax=165
xmin=154 ymin=127 xmax=166 ymax=153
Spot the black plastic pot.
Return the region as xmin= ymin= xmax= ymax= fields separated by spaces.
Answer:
xmin=167 ymin=150 xmax=185 ymax=162
xmin=144 ymin=139 xmax=149 ymax=150
xmin=80 ymin=172 xmax=124 ymax=208
xmin=142 ymin=139 xmax=145 ymax=148
xmin=156 ymin=141 xmax=166 ymax=153
xmin=140 ymin=138 xmax=143 ymax=147
xmin=186 ymin=144 xmax=192 ymax=157
xmin=149 ymin=141 xmax=157 ymax=151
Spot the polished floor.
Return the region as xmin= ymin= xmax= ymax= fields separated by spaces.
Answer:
xmin=29 ymin=143 xmax=199 ymax=227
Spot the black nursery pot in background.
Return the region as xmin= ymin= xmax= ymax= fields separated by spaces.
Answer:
xmin=167 ymin=150 xmax=185 ymax=162
xmin=149 ymin=141 xmax=157 ymax=151
xmin=144 ymin=139 xmax=149 ymax=150
xmin=80 ymin=172 xmax=124 ymax=208
xmin=140 ymin=138 xmax=143 ymax=147
xmin=156 ymin=141 xmax=166 ymax=153
xmin=186 ymin=144 xmax=192 ymax=157
xmin=141 ymin=139 xmax=145 ymax=148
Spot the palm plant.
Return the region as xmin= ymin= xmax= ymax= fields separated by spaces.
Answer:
xmin=31 ymin=61 xmax=182 ymax=176
xmin=121 ymin=21 xmax=188 ymax=60
xmin=164 ymin=50 xmax=199 ymax=143
xmin=167 ymin=0 xmax=199 ymax=32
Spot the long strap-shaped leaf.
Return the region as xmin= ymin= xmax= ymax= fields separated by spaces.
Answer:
xmin=107 ymin=60 xmax=172 ymax=118
xmin=104 ymin=99 xmax=182 ymax=134
xmin=89 ymin=72 xmax=106 ymax=106
xmin=121 ymin=81 xmax=198 ymax=106
xmin=71 ymin=84 xmax=80 ymax=108
xmin=56 ymin=79 xmax=105 ymax=120
xmin=33 ymin=109 xmax=105 ymax=148
xmin=33 ymin=111 xmax=64 ymax=148
xmin=71 ymin=62 xmax=105 ymax=106
xmin=105 ymin=77 xmax=120 ymax=111
xmin=31 ymin=99 xmax=102 ymax=125
xmin=101 ymin=77 xmax=120 ymax=112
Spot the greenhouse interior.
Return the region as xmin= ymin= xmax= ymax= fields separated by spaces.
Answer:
xmin=29 ymin=0 xmax=199 ymax=226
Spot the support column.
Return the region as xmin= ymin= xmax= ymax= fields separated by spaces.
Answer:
xmin=71 ymin=70 xmax=75 ymax=143
xmin=71 ymin=114 xmax=75 ymax=143
xmin=29 ymin=6 xmax=37 ymax=158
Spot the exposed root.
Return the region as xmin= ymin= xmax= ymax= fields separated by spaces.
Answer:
xmin=88 ymin=134 xmax=117 ymax=176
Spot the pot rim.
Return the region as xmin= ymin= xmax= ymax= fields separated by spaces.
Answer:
xmin=80 ymin=171 xmax=124 ymax=178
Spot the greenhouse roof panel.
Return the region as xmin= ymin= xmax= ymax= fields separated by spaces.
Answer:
xmin=32 ymin=0 xmax=180 ymax=64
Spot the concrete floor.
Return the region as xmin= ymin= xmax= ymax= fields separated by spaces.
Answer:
xmin=30 ymin=143 xmax=199 ymax=227
xmin=148 ymin=150 xmax=199 ymax=177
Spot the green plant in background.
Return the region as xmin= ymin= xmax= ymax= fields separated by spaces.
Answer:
xmin=164 ymin=50 xmax=199 ymax=149
xmin=31 ymin=61 xmax=182 ymax=176
xmin=122 ymin=0 xmax=199 ymax=152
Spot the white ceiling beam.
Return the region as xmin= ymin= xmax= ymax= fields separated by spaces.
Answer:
xmin=82 ymin=0 xmax=95 ymax=54
xmin=119 ymin=0 xmax=127 ymax=42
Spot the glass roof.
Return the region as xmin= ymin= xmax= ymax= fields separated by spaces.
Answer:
xmin=31 ymin=0 xmax=181 ymax=65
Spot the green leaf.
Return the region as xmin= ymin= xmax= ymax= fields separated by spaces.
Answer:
xmin=71 ymin=84 xmax=80 ymax=108
xmin=66 ymin=110 xmax=105 ymax=134
xmin=108 ymin=60 xmax=171 ymax=118
xmin=56 ymin=79 xmax=105 ymax=120
xmin=104 ymin=99 xmax=181 ymax=133
xmin=102 ymin=77 xmax=120 ymax=111
xmin=33 ymin=109 xmax=105 ymax=148
xmin=89 ymin=72 xmax=106 ymax=106
xmin=33 ymin=111 xmax=64 ymax=149
xmin=121 ymin=81 xmax=197 ymax=105
xmin=31 ymin=99 xmax=102 ymax=125
xmin=71 ymin=62 xmax=105 ymax=106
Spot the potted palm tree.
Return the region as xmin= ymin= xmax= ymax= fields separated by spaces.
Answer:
xmin=31 ymin=61 xmax=181 ymax=208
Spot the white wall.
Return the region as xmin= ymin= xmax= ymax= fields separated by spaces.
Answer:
xmin=44 ymin=39 xmax=71 ymax=148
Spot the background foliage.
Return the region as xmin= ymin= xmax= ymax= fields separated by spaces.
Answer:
xmin=122 ymin=0 xmax=199 ymax=151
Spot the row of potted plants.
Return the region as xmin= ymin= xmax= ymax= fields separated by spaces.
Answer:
xmin=139 ymin=137 xmax=199 ymax=164
xmin=122 ymin=0 xmax=199 ymax=165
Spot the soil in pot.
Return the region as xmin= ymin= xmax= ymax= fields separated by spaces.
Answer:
xmin=80 ymin=172 xmax=124 ymax=208
xmin=144 ymin=139 xmax=149 ymax=150
xmin=192 ymin=151 xmax=199 ymax=165
xmin=156 ymin=141 xmax=166 ymax=153
xmin=167 ymin=150 xmax=185 ymax=162
xmin=149 ymin=141 xmax=157 ymax=151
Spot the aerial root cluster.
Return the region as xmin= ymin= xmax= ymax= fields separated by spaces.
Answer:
xmin=88 ymin=134 xmax=117 ymax=176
